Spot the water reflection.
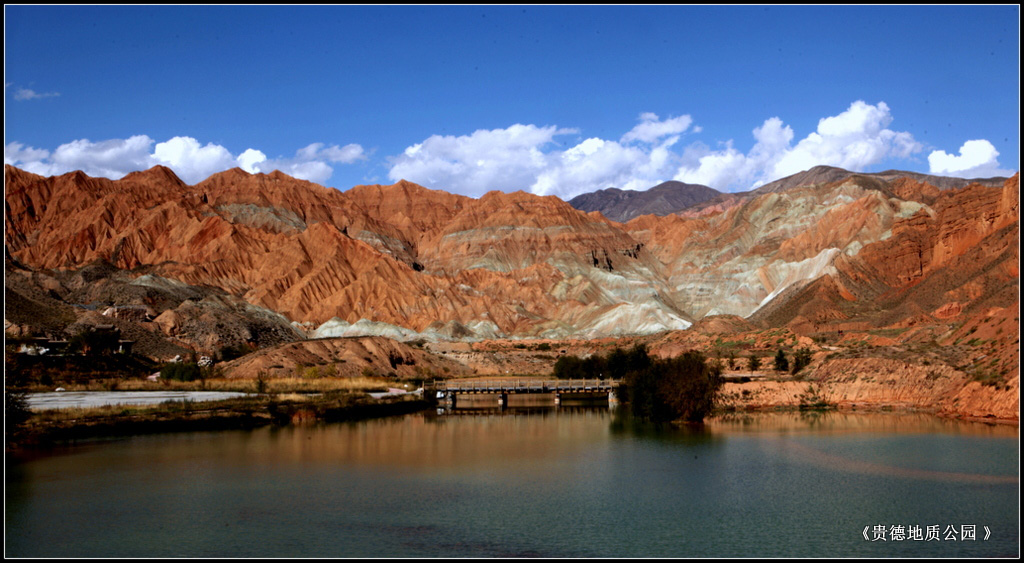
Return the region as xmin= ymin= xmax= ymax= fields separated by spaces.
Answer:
xmin=706 ymin=410 xmax=1019 ymax=438
xmin=607 ymin=408 xmax=721 ymax=447
xmin=6 ymin=408 xmax=1018 ymax=558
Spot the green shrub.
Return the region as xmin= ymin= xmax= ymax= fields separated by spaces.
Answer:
xmin=216 ymin=342 xmax=255 ymax=362
xmin=160 ymin=362 xmax=200 ymax=382
xmin=774 ymin=348 xmax=789 ymax=373
xmin=791 ymin=348 xmax=812 ymax=375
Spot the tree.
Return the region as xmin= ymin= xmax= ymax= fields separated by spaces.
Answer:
xmin=747 ymin=354 xmax=761 ymax=374
xmin=623 ymin=351 xmax=723 ymax=423
xmin=726 ymin=351 xmax=736 ymax=371
xmin=791 ymin=347 xmax=813 ymax=376
xmin=656 ymin=352 xmax=724 ymax=423
xmin=553 ymin=355 xmax=586 ymax=379
xmin=774 ymin=349 xmax=789 ymax=373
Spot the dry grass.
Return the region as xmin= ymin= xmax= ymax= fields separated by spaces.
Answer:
xmin=263 ymin=376 xmax=393 ymax=393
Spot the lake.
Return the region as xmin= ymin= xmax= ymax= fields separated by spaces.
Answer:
xmin=4 ymin=408 xmax=1019 ymax=557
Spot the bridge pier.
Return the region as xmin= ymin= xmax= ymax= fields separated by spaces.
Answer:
xmin=432 ymin=379 xmax=620 ymax=410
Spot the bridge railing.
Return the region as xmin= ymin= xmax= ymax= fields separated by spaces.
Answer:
xmin=430 ymin=379 xmax=619 ymax=393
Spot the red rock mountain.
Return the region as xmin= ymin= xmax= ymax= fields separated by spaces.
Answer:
xmin=4 ymin=164 xmax=1018 ymax=344
xmin=4 ymin=165 xmax=688 ymax=340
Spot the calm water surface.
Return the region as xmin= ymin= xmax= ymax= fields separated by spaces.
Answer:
xmin=5 ymin=409 xmax=1019 ymax=558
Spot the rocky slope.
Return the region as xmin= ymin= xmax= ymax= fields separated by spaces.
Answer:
xmin=7 ymin=164 xmax=1018 ymax=346
xmin=679 ymin=164 xmax=1009 ymax=217
xmin=717 ymin=357 xmax=1018 ymax=420
xmin=218 ymin=335 xmax=473 ymax=380
xmin=4 ymin=165 xmax=693 ymax=342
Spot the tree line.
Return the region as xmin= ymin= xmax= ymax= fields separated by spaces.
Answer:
xmin=554 ymin=345 xmax=723 ymax=423
xmin=552 ymin=345 xmax=815 ymax=423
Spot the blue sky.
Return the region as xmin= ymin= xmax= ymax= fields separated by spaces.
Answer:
xmin=4 ymin=5 xmax=1019 ymax=197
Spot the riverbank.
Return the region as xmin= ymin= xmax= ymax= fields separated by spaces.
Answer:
xmin=7 ymin=392 xmax=432 ymax=450
xmin=716 ymin=360 xmax=1020 ymax=424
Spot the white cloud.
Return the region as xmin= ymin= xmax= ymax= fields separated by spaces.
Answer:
xmin=533 ymin=135 xmax=681 ymax=197
xmin=298 ymin=142 xmax=365 ymax=164
xmin=386 ymin=103 xmax=934 ymax=197
xmin=247 ymin=143 xmax=367 ymax=185
xmin=3 ymin=136 xmax=366 ymax=186
xmin=927 ymin=140 xmax=1015 ymax=178
xmin=387 ymin=124 xmax=577 ymax=197
xmin=388 ymin=115 xmax=699 ymax=199
xmin=771 ymin=101 xmax=922 ymax=179
xmin=50 ymin=136 xmax=156 ymax=179
xmin=4 ymin=142 xmax=51 ymax=169
xmin=621 ymin=112 xmax=693 ymax=144
xmin=675 ymin=100 xmax=926 ymax=191
xmin=237 ymin=148 xmax=268 ymax=174
xmin=12 ymin=87 xmax=60 ymax=101
xmin=152 ymin=137 xmax=237 ymax=183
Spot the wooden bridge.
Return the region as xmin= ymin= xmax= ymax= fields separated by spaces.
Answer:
xmin=430 ymin=379 xmax=621 ymax=408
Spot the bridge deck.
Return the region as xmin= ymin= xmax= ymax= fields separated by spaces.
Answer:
xmin=432 ymin=379 xmax=619 ymax=394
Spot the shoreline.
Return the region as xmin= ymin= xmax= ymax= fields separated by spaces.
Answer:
xmin=6 ymin=392 xmax=432 ymax=451
xmin=713 ymin=402 xmax=1019 ymax=426
xmin=8 ymin=389 xmax=1017 ymax=453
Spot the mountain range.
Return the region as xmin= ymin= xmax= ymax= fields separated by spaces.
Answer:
xmin=567 ymin=165 xmax=1010 ymax=220
xmin=4 ymin=164 xmax=1018 ymax=362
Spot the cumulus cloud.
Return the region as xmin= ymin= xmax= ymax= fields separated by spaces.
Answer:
xmin=533 ymin=135 xmax=682 ymax=197
xmin=243 ymin=142 xmax=367 ymax=185
xmin=675 ymin=100 xmax=925 ymax=191
xmin=237 ymin=148 xmax=268 ymax=174
xmin=152 ymin=137 xmax=237 ymax=183
xmin=388 ymin=115 xmax=698 ymax=199
xmin=4 ymin=142 xmax=51 ymax=170
xmin=386 ymin=102 xmax=937 ymax=197
xmin=4 ymin=136 xmax=366 ymax=185
xmin=927 ymin=140 xmax=1015 ymax=178
xmin=387 ymin=124 xmax=578 ymax=197
xmin=12 ymin=87 xmax=60 ymax=101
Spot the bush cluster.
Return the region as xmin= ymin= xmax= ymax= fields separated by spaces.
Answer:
xmin=553 ymin=344 xmax=651 ymax=380
xmin=556 ymin=345 xmax=723 ymax=423
xmin=160 ymin=362 xmax=201 ymax=382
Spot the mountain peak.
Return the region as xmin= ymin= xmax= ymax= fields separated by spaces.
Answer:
xmin=122 ymin=165 xmax=186 ymax=187
xmin=568 ymin=180 xmax=720 ymax=223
